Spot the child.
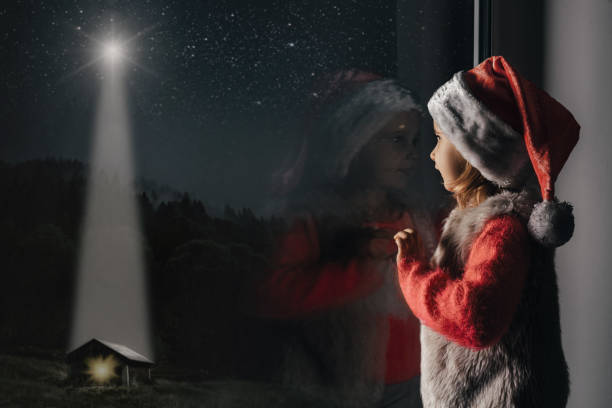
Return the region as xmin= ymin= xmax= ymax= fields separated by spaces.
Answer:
xmin=394 ymin=56 xmax=579 ymax=407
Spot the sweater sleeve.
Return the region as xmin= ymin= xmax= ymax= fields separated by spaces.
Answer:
xmin=397 ymin=214 xmax=530 ymax=349
xmin=257 ymin=214 xmax=385 ymax=318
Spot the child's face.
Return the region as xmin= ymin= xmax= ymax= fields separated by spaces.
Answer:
xmin=349 ymin=110 xmax=420 ymax=190
xmin=430 ymin=121 xmax=466 ymax=191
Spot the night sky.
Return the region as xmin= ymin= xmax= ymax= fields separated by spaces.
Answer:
xmin=1 ymin=0 xmax=398 ymax=211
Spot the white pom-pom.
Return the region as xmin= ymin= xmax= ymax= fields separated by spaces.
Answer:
xmin=527 ymin=200 xmax=575 ymax=247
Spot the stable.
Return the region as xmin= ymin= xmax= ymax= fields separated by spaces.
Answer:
xmin=66 ymin=338 xmax=154 ymax=386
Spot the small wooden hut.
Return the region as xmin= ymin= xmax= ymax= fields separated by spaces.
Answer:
xmin=66 ymin=338 xmax=154 ymax=387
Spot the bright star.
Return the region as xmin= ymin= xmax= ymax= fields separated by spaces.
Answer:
xmin=61 ymin=22 xmax=160 ymax=81
xmin=102 ymin=41 xmax=124 ymax=64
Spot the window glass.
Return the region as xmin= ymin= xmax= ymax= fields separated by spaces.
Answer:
xmin=1 ymin=1 xmax=473 ymax=404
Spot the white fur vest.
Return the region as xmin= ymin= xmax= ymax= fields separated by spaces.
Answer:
xmin=420 ymin=189 xmax=569 ymax=407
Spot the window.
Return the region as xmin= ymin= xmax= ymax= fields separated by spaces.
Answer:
xmin=1 ymin=1 xmax=478 ymax=404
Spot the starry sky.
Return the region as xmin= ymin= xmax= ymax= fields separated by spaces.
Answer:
xmin=1 ymin=0 xmax=398 ymax=211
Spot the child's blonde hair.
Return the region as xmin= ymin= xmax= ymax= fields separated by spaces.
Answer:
xmin=446 ymin=158 xmax=500 ymax=209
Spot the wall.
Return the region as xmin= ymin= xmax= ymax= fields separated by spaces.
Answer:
xmin=544 ymin=1 xmax=612 ymax=406
xmin=495 ymin=0 xmax=612 ymax=405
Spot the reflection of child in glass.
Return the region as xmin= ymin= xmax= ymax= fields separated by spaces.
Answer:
xmin=395 ymin=56 xmax=579 ymax=407
xmin=257 ymin=70 xmax=435 ymax=407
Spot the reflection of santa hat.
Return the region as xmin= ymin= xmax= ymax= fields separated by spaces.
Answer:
xmin=427 ymin=56 xmax=580 ymax=247
xmin=316 ymin=73 xmax=421 ymax=182
xmin=307 ymin=70 xmax=419 ymax=183
xmin=271 ymin=69 xmax=420 ymax=195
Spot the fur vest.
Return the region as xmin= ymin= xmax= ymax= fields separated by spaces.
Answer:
xmin=420 ymin=189 xmax=569 ymax=407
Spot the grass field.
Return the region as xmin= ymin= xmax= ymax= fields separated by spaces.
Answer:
xmin=0 ymin=353 xmax=335 ymax=408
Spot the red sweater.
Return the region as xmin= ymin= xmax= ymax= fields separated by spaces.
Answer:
xmin=397 ymin=215 xmax=530 ymax=349
xmin=257 ymin=212 xmax=421 ymax=384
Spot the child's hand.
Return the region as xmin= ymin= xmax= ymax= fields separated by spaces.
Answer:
xmin=394 ymin=228 xmax=424 ymax=262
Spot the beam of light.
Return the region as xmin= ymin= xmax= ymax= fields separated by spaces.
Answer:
xmin=85 ymin=354 xmax=120 ymax=384
xmin=70 ymin=60 xmax=153 ymax=360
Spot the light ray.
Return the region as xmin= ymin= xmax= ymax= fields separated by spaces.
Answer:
xmin=58 ymin=57 xmax=104 ymax=83
xmin=122 ymin=55 xmax=159 ymax=77
xmin=70 ymin=39 xmax=153 ymax=360
xmin=121 ymin=23 xmax=161 ymax=47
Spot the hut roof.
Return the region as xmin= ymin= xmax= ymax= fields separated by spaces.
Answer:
xmin=67 ymin=338 xmax=154 ymax=366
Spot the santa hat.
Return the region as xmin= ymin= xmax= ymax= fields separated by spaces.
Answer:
xmin=427 ymin=56 xmax=580 ymax=247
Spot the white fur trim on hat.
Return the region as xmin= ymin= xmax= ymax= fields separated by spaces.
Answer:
xmin=427 ymin=72 xmax=532 ymax=188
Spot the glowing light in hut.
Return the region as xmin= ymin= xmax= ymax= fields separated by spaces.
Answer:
xmin=85 ymin=354 xmax=120 ymax=384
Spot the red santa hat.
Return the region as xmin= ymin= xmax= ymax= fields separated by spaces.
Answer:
xmin=427 ymin=56 xmax=580 ymax=247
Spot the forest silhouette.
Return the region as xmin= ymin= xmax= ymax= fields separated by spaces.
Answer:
xmin=0 ymin=158 xmax=290 ymax=381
